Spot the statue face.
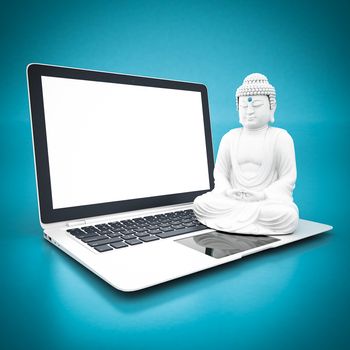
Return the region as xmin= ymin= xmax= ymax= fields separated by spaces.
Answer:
xmin=238 ymin=95 xmax=275 ymax=129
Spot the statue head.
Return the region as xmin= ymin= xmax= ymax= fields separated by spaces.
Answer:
xmin=235 ymin=73 xmax=276 ymax=129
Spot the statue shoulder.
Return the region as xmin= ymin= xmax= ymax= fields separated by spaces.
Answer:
xmin=269 ymin=127 xmax=294 ymax=143
xmin=219 ymin=128 xmax=241 ymax=147
xmin=269 ymin=127 xmax=296 ymax=156
xmin=222 ymin=128 xmax=241 ymax=140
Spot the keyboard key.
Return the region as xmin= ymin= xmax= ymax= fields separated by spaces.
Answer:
xmin=161 ymin=227 xmax=175 ymax=232
xmin=148 ymin=229 xmax=162 ymax=234
xmin=123 ymin=230 xmax=135 ymax=235
xmin=145 ymin=218 xmax=159 ymax=223
xmin=94 ymin=245 xmax=113 ymax=252
xmin=107 ymin=232 xmax=122 ymax=238
xmin=133 ymin=218 xmax=146 ymax=223
xmin=88 ymin=237 xmax=124 ymax=247
xmin=139 ymin=235 xmax=159 ymax=242
xmin=122 ymin=234 xmax=136 ymax=240
xmin=108 ymin=236 xmax=123 ymax=242
xmin=109 ymin=222 xmax=123 ymax=229
xmin=136 ymin=223 xmax=148 ymax=228
xmin=81 ymin=234 xmax=105 ymax=243
xmin=183 ymin=222 xmax=196 ymax=227
xmin=116 ymin=229 xmax=127 ymax=234
xmin=110 ymin=242 xmax=128 ymax=249
xmin=120 ymin=220 xmax=134 ymax=226
xmin=123 ymin=224 xmax=138 ymax=229
xmin=172 ymin=224 xmax=184 ymax=229
xmin=81 ymin=226 xmax=99 ymax=233
xmin=99 ymin=227 xmax=113 ymax=233
xmin=154 ymin=214 xmax=166 ymax=219
xmin=125 ymin=238 xmax=142 ymax=245
xmin=181 ymin=218 xmax=192 ymax=223
xmin=134 ymin=231 xmax=150 ymax=237
xmin=156 ymin=225 xmax=207 ymax=239
xmin=109 ymin=227 xmax=123 ymax=232
xmin=67 ymin=228 xmax=86 ymax=236
xmin=72 ymin=232 xmax=93 ymax=239
xmin=133 ymin=228 xmax=148 ymax=233
xmin=95 ymin=224 xmax=111 ymax=230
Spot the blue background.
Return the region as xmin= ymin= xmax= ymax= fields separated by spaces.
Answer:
xmin=1 ymin=0 xmax=349 ymax=349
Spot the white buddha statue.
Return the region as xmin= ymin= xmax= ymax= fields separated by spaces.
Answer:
xmin=193 ymin=73 xmax=299 ymax=235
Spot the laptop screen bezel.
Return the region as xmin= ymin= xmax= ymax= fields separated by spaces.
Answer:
xmin=27 ymin=64 xmax=215 ymax=224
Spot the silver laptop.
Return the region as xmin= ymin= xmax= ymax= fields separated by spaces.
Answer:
xmin=27 ymin=63 xmax=332 ymax=292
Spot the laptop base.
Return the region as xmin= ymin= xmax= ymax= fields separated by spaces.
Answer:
xmin=44 ymin=218 xmax=332 ymax=292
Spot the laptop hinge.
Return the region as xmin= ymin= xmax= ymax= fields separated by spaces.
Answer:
xmin=66 ymin=219 xmax=86 ymax=227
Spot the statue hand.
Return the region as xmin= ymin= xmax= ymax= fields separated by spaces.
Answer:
xmin=228 ymin=189 xmax=266 ymax=202
xmin=242 ymin=190 xmax=266 ymax=202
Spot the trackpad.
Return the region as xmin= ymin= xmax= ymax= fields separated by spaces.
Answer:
xmin=176 ymin=231 xmax=280 ymax=259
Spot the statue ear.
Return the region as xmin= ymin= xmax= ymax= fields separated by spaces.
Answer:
xmin=270 ymin=104 xmax=276 ymax=123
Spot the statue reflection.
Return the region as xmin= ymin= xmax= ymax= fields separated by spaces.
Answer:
xmin=178 ymin=231 xmax=279 ymax=259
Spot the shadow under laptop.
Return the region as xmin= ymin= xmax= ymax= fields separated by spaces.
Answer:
xmin=44 ymin=231 xmax=331 ymax=317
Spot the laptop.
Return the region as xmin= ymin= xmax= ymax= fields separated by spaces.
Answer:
xmin=27 ymin=63 xmax=332 ymax=292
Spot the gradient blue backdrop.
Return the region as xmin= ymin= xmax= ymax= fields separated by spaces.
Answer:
xmin=1 ymin=1 xmax=349 ymax=349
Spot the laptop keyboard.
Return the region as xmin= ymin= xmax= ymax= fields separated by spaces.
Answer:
xmin=67 ymin=209 xmax=207 ymax=253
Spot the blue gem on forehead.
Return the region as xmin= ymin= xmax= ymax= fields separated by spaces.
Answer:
xmin=248 ymin=96 xmax=253 ymax=102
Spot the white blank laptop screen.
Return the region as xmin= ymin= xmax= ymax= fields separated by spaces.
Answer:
xmin=41 ymin=76 xmax=210 ymax=209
